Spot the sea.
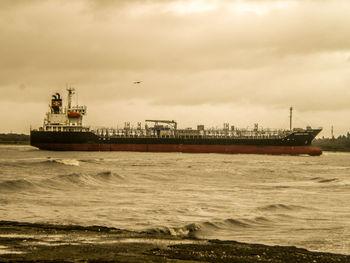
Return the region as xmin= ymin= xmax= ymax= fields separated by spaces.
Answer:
xmin=0 ymin=145 xmax=349 ymax=255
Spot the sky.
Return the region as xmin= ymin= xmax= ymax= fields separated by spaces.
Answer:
xmin=0 ymin=0 xmax=349 ymax=137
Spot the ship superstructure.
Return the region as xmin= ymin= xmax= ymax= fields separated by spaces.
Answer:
xmin=43 ymin=88 xmax=88 ymax=132
xmin=31 ymin=89 xmax=323 ymax=155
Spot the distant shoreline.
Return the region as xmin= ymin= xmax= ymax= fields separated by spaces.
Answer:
xmin=0 ymin=141 xmax=29 ymax=145
xmin=0 ymin=134 xmax=29 ymax=145
xmin=312 ymin=137 xmax=350 ymax=152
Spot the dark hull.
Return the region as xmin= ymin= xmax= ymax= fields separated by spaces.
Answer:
xmin=30 ymin=130 xmax=322 ymax=156
xmin=32 ymin=142 xmax=321 ymax=155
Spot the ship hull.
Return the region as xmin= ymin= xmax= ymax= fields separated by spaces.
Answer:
xmin=30 ymin=130 xmax=322 ymax=156
xmin=32 ymin=142 xmax=322 ymax=156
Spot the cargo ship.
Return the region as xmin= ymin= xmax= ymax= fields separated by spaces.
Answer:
xmin=30 ymin=89 xmax=322 ymax=155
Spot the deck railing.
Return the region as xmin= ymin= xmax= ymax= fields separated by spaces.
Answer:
xmin=90 ymin=128 xmax=290 ymax=140
xmin=38 ymin=125 xmax=293 ymax=139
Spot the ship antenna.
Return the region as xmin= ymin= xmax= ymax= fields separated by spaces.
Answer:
xmin=289 ymin=106 xmax=293 ymax=130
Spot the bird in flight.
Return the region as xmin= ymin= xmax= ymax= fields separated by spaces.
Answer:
xmin=133 ymin=81 xmax=142 ymax=84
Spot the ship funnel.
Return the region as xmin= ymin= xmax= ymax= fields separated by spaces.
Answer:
xmin=51 ymin=93 xmax=62 ymax=114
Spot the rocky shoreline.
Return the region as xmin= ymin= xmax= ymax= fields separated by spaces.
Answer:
xmin=0 ymin=221 xmax=349 ymax=262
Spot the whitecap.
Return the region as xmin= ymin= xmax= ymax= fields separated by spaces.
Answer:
xmin=48 ymin=158 xmax=80 ymax=166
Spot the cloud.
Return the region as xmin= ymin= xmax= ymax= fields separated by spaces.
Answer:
xmin=0 ymin=0 xmax=350 ymax=133
xmin=2 ymin=1 xmax=350 ymax=71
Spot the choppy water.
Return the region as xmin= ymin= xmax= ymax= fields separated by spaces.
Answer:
xmin=0 ymin=145 xmax=349 ymax=254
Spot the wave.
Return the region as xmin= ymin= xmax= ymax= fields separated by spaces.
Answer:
xmin=0 ymin=169 xmax=125 ymax=193
xmin=310 ymin=177 xmax=322 ymax=180
xmin=258 ymin=204 xmax=310 ymax=212
xmin=40 ymin=174 xmax=87 ymax=189
xmin=78 ymin=158 xmax=104 ymax=164
xmin=222 ymin=217 xmax=271 ymax=228
xmin=145 ymin=223 xmax=201 ymax=237
xmin=145 ymin=216 xmax=273 ymax=239
xmin=42 ymin=170 xmax=125 ymax=189
xmin=0 ymin=160 xmax=26 ymax=168
xmin=131 ymin=164 xmax=157 ymax=167
xmin=224 ymin=218 xmax=250 ymax=228
xmin=310 ymin=177 xmax=339 ymax=183
xmin=0 ymin=158 xmax=80 ymax=169
xmin=54 ymin=173 xmax=86 ymax=185
xmin=95 ymin=170 xmax=113 ymax=179
xmin=95 ymin=171 xmax=124 ymax=181
xmin=46 ymin=158 xmax=80 ymax=166
xmin=0 ymin=179 xmax=36 ymax=192
xmin=317 ymin=178 xmax=338 ymax=183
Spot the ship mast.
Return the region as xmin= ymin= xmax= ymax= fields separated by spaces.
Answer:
xmin=289 ymin=106 xmax=293 ymax=130
xmin=67 ymin=87 xmax=75 ymax=111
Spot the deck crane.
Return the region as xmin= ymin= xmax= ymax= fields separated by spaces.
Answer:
xmin=145 ymin=120 xmax=177 ymax=130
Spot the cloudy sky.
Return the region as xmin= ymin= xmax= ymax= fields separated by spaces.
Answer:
xmin=1 ymin=0 xmax=349 ymax=136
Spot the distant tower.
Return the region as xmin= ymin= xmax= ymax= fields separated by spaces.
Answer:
xmin=223 ymin=123 xmax=229 ymax=130
xmin=331 ymin=125 xmax=334 ymax=139
xmin=289 ymin=106 xmax=293 ymax=130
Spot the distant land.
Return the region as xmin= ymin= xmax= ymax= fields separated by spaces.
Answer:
xmin=312 ymin=134 xmax=350 ymax=152
xmin=0 ymin=133 xmax=30 ymax=145
xmin=1 ymin=133 xmax=350 ymax=152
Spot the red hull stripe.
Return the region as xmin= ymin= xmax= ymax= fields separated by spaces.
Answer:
xmin=32 ymin=143 xmax=322 ymax=156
